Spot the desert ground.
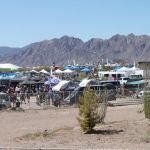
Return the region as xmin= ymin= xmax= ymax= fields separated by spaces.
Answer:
xmin=0 ymin=97 xmax=150 ymax=150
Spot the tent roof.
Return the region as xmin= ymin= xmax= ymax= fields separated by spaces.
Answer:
xmin=128 ymin=66 xmax=141 ymax=71
xmin=53 ymin=69 xmax=63 ymax=74
xmin=116 ymin=66 xmax=129 ymax=72
xmin=39 ymin=69 xmax=49 ymax=74
xmin=63 ymin=69 xmax=73 ymax=73
xmin=79 ymin=79 xmax=94 ymax=87
xmin=20 ymin=80 xmax=37 ymax=85
xmin=30 ymin=70 xmax=39 ymax=73
xmin=81 ymin=68 xmax=90 ymax=72
xmin=44 ymin=76 xmax=61 ymax=85
xmin=0 ymin=63 xmax=20 ymax=70
xmin=52 ymin=80 xmax=70 ymax=91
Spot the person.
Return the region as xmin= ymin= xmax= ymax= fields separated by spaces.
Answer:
xmin=15 ymin=85 xmax=20 ymax=97
xmin=20 ymin=87 xmax=26 ymax=104
xmin=25 ymin=88 xmax=30 ymax=103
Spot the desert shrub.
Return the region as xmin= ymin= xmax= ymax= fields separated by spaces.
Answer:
xmin=78 ymin=72 xmax=87 ymax=80
xmin=144 ymin=92 xmax=150 ymax=119
xmin=97 ymin=92 xmax=108 ymax=123
xmin=77 ymin=88 xmax=99 ymax=133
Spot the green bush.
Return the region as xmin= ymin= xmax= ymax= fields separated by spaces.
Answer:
xmin=77 ymin=88 xmax=99 ymax=133
xmin=144 ymin=93 xmax=150 ymax=119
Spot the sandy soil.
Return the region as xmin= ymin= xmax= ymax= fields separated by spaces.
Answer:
xmin=0 ymin=101 xmax=150 ymax=149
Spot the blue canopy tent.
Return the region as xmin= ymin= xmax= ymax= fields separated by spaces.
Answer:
xmin=64 ymin=65 xmax=79 ymax=71
xmin=113 ymin=66 xmax=121 ymax=71
xmin=81 ymin=68 xmax=91 ymax=73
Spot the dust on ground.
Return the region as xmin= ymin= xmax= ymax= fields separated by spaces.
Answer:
xmin=0 ymin=98 xmax=150 ymax=149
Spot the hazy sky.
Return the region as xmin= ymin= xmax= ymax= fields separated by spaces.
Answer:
xmin=0 ymin=0 xmax=149 ymax=47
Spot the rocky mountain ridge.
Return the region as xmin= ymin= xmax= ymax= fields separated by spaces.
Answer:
xmin=0 ymin=34 xmax=150 ymax=67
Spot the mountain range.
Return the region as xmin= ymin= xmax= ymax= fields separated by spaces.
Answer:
xmin=0 ymin=33 xmax=150 ymax=67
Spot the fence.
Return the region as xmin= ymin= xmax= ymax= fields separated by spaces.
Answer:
xmin=24 ymin=89 xmax=115 ymax=107
xmin=7 ymin=85 xmax=145 ymax=108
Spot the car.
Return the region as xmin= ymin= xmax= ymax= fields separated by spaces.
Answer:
xmin=0 ymin=92 xmax=11 ymax=109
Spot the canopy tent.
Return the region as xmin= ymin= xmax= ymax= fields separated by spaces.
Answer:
xmin=44 ymin=76 xmax=61 ymax=85
xmin=63 ymin=69 xmax=74 ymax=74
xmin=10 ymin=77 xmax=25 ymax=83
xmin=53 ymin=69 xmax=63 ymax=74
xmin=0 ymin=73 xmax=16 ymax=80
xmin=52 ymin=80 xmax=70 ymax=91
xmin=81 ymin=68 xmax=91 ymax=73
xmin=113 ymin=66 xmax=121 ymax=71
xmin=36 ymin=80 xmax=45 ymax=84
xmin=79 ymin=78 xmax=94 ymax=87
xmin=64 ymin=65 xmax=87 ymax=71
xmin=50 ymin=76 xmax=61 ymax=85
xmin=128 ymin=66 xmax=141 ymax=71
xmin=30 ymin=70 xmax=39 ymax=74
xmin=116 ymin=66 xmax=129 ymax=72
xmin=39 ymin=69 xmax=49 ymax=74
xmin=0 ymin=63 xmax=20 ymax=71
xmin=20 ymin=80 xmax=37 ymax=85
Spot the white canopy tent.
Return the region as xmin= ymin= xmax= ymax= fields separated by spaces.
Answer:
xmin=52 ymin=80 xmax=70 ymax=91
xmin=30 ymin=69 xmax=39 ymax=73
xmin=53 ymin=69 xmax=63 ymax=74
xmin=63 ymin=69 xmax=74 ymax=74
xmin=79 ymin=78 xmax=95 ymax=87
xmin=128 ymin=66 xmax=141 ymax=71
xmin=39 ymin=69 xmax=49 ymax=74
xmin=128 ymin=66 xmax=144 ymax=76
xmin=116 ymin=66 xmax=129 ymax=72
xmin=0 ymin=63 xmax=20 ymax=71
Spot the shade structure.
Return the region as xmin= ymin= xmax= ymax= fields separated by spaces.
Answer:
xmin=53 ymin=69 xmax=63 ymax=74
xmin=39 ymin=69 xmax=48 ymax=74
xmin=79 ymin=78 xmax=93 ymax=87
xmin=50 ymin=76 xmax=61 ymax=84
xmin=128 ymin=66 xmax=141 ymax=71
xmin=64 ymin=65 xmax=79 ymax=70
xmin=63 ymin=69 xmax=73 ymax=74
xmin=0 ymin=73 xmax=16 ymax=80
xmin=81 ymin=68 xmax=91 ymax=73
xmin=44 ymin=76 xmax=61 ymax=85
xmin=30 ymin=70 xmax=39 ymax=73
xmin=52 ymin=80 xmax=70 ymax=91
xmin=37 ymin=80 xmax=45 ymax=84
xmin=116 ymin=66 xmax=129 ymax=72
xmin=20 ymin=80 xmax=37 ymax=85
xmin=0 ymin=63 xmax=20 ymax=71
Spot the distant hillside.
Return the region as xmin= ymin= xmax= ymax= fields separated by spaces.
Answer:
xmin=0 ymin=47 xmax=20 ymax=56
xmin=0 ymin=34 xmax=150 ymax=67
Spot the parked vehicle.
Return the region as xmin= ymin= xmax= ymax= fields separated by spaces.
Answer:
xmin=118 ymin=77 xmax=129 ymax=85
xmin=0 ymin=92 xmax=11 ymax=109
xmin=64 ymin=84 xmax=116 ymax=105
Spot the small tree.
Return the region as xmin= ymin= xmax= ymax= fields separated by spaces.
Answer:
xmin=77 ymin=88 xmax=99 ymax=133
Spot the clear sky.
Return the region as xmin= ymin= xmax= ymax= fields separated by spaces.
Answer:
xmin=0 ymin=0 xmax=149 ymax=47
